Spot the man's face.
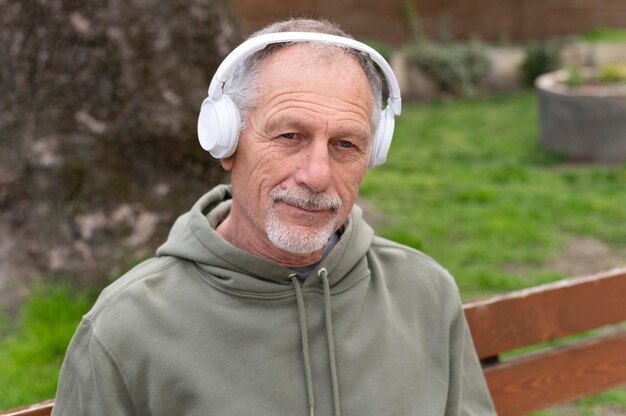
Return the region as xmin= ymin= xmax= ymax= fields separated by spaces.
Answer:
xmin=221 ymin=44 xmax=373 ymax=263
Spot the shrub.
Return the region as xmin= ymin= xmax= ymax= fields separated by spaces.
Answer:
xmin=520 ymin=42 xmax=560 ymax=86
xmin=404 ymin=39 xmax=489 ymax=96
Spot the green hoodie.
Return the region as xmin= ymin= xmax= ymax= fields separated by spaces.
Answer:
xmin=53 ymin=184 xmax=495 ymax=416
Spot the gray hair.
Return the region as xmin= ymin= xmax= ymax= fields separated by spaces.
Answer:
xmin=223 ymin=18 xmax=384 ymax=144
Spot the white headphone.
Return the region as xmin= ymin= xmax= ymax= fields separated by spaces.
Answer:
xmin=197 ymin=32 xmax=402 ymax=168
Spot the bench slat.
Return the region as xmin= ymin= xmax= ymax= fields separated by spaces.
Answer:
xmin=0 ymin=400 xmax=53 ymax=416
xmin=464 ymin=268 xmax=626 ymax=359
xmin=484 ymin=329 xmax=626 ymax=416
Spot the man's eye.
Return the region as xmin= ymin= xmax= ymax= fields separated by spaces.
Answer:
xmin=281 ymin=133 xmax=297 ymax=139
xmin=339 ymin=140 xmax=354 ymax=148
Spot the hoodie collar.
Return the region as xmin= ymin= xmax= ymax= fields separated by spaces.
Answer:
xmin=157 ymin=184 xmax=374 ymax=288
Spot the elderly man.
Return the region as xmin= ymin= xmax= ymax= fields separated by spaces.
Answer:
xmin=53 ymin=18 xmax=495 ymax=416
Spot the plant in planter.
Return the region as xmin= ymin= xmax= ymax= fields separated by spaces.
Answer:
xmin=536 ymin=63 xmax=626 ymax=164
xmin=597 ymin=63 xmax=626 ymax=83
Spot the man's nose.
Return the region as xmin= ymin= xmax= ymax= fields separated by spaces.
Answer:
xmin=294 ymin=140 xmax=332 ymax=192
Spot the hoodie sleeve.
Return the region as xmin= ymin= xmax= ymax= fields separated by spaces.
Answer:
xmin=445 ymin=306 xmax=497 ymax=416
xmin=52 ymin=319 xmax=138 ymax=416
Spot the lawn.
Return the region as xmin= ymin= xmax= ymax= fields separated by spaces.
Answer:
xmin=0 ymin=284 xmax=96 ymax=410
xmin=580 ymin=26 xmax=626 ymax=43
xmin=1 ymin=91 xmax=625 ymax=413
xmin=361 ymin=91 xmax=626 ymax=300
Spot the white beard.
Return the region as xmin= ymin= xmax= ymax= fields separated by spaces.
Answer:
xmin=265 ymin=186 xmax=342 ymax=255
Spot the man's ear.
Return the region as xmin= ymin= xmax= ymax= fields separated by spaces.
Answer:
xmin=220 ymin=156 xmax=235 ymax=171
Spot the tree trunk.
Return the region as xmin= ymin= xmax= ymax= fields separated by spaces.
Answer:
xmin=0 ymin=0 xmax=241 ymax=301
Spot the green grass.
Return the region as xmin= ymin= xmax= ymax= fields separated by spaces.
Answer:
xmin=361 ymin=91 xmax=626 ymax=300
xmin=0 ymin=283 xmax=95 ymax=410
xmin=580 ymin=26 xmax=626 ymax=43
xmin=530 ymin=388 xmax=626 ymax=416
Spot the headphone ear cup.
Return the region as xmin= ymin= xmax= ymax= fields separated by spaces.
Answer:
xmin=369 ymin=107 xmax=395 ymax=168
xmin=197 ymin=95 xmax=241 ymax=158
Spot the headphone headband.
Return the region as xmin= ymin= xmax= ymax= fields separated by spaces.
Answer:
xmin=208 ymin=32 xmax=402 ymax=116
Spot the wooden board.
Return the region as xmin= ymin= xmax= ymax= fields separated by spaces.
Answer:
xmin=484 ymin=330 xmax=626 ymax=415
xmin=0 ymin=400 xmax=53 ymax=416
xmin=464 ymin=268 xmax=626 ymax=359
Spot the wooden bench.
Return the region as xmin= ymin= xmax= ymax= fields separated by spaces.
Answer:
xmin=0 ymin=400 xmax=54 ymax=416
xmin=465 ymin=267 xmax=626 ymax=415
xmin=2 ymin=268 xmax=625 ymax=416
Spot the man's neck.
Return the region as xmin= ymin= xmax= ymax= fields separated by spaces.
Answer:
xmin=290 ymin=230 xmax=340 ymax=275
xmin=215 ymin=214 xmax=326 ymax=269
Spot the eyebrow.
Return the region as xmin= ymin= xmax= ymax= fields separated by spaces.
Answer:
xmin=266 ymin=119 xmax=310 ymax=135
xmin=335 ymin=128 xmax=371 ymax=144
xmin=267 ymin=118 xmax=371 ymax=142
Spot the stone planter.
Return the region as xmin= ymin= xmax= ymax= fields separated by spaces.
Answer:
xmin=536 ymin=69 xmax=626 ymax=163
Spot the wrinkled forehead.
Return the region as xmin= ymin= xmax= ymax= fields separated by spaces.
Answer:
xmin=255 ymin=44 xmax=373 ymax=102
xmin=255 ymin=39 xmax=370 ymax=71
xmin=263 ymin=43 xmax=366 ymax=75
xmin=236 ymin=41 xmax=377 ymax=99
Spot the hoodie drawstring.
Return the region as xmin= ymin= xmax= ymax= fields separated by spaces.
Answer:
xmin=289 ymin=268 xmax=341 ymax=416
xmin=319 ymin=268 xmax=342 ymax=416
xmin=290 ymin=274 xmax=316 ymax=416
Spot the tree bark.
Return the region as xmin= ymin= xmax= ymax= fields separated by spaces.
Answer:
xmin=0 ymin=0 xmax=241 ymax=299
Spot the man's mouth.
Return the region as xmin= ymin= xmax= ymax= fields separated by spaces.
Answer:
xmin=270 ymin=187 xmax=342 ymax=214
xmin=285 ymin=197 xmax=336 ymax=210
xmin=279 ymin=200 xmax=329 ymax=214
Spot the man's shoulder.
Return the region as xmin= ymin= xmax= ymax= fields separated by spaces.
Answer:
xmin=368 ymin=235 xmax=460 ymax=297
xmin=85 ymin=255 xmax=180 ymax=324
xmin=370 ymin=235 xmax=438 ymax=262
xmin=369 ymin=235 xmax=449 ymax=273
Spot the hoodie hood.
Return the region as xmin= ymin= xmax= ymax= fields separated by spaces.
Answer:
xmin=156 ymin=184 xmax=375 ymax=289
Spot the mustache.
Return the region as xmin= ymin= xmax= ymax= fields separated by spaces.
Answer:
xmin=270 ymin=187 xmax=342 ymax=211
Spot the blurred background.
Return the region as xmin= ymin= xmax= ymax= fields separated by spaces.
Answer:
xmin=1 ymin=0 xmax=626 ymax=413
